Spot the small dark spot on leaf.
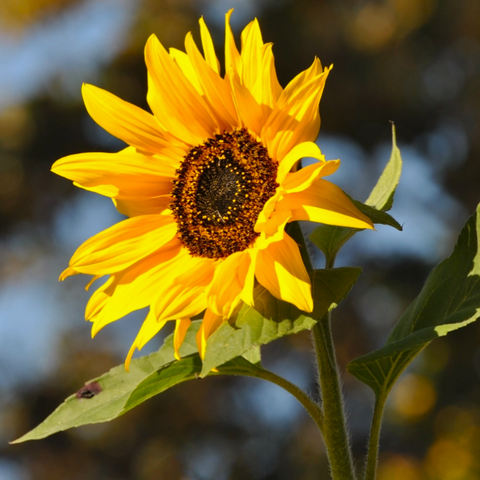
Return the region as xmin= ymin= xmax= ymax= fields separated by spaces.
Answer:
xmin=76 ymin=381 xmax=102 ymax=399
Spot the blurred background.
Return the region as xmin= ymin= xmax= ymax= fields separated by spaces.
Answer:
xmin=1 ymin=0 xmax=480 ymax=478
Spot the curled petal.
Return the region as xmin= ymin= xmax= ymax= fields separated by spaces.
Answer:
xmin=276 ymin=141 xmax=326 ymax=184
xmin=282 ymin=160 xmax=340 ymax=194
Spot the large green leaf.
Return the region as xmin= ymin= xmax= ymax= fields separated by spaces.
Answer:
xmin=125 ymin=355 xmax=267 ymax=411
xmin=12 ymin=321 xmax=202 ymax=443
xmin=348 ymin=204 xmax=480 ymax=397
xmin=310 ymin=124 xmax=403 ymax=264
xmin=200 ymin=267 xmax=361 ymax=376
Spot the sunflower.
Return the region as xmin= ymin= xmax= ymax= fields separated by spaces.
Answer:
xmin=52 ymin=10 xmax=373 ymax=368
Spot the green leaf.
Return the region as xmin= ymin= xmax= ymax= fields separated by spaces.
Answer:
xmin=350 ymin=198 xmax=402 ymax=231
xmin=242 ymin=346 xmax=262 ymax=365
xmin=309 ymin=124 xmax=403 ymax=264
xmin=12 ymin=321 xmax=202 ymax=443
xmin=200 ymin=267 xmax=361 ymax=376
xmin=365 ymin=124 xmax=402 ymax=212
xmin=348 ymin=204 xmax=480 ymax=398
xmin=125 ymin=355 xmax=267 ymax=411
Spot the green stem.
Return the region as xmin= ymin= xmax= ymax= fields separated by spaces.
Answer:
xmin=312 ymin=317 xmax=356 ymax=480
xmin=214 ymin=366 xmax=324 ymax=434
xmin=363 ymin=394 xmax=387 ymax=480
xmin=288 ymin=223 xmax=355 ymax=478
xmin=325 ymin=255 xmax=336 ymax=270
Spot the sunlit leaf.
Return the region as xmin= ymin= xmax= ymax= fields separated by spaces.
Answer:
xmin=348 ymin=204 xmax=480 ymax=397
xmin=12 ymin=322 xmax=202 ymax=443
xmin=310 ymin=124 xmax=403 ymax=264
xmin=365 ymin=124 xmax=402 ymax=211
xmin=200 ymin=267 xmax=362 ymax=376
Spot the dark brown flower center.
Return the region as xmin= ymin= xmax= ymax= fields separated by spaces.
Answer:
xmin=170 ymin=128 xmax=278 ymax=259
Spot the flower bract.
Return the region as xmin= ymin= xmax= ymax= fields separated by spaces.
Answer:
xmin=52 ymin=10 xmax=373 ymax=368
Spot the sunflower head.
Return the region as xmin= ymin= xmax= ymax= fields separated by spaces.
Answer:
xmin=52 ymin=10 xmax=373 ymax=369
xmin=170 ymin=128 xmax=279 ymax=259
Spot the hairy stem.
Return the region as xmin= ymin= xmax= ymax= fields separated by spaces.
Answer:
xmin=363 ymin=394 xmax=387 ymax=480
xmin=312 ymin=316 xmax=356 ymax=480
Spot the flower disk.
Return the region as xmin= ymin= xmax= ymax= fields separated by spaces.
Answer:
xmin=171 ymin=129 xmax=279 ymax=259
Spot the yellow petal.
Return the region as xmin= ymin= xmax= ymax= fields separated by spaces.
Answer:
xmin=52 ymin=150 xmax=179 ymax=198
xmin=255 ymin=207 xmax=292 ymax=239
xmin=88 ymin=241 xmax=185 ymax=334
xmin=85 ymin=275 xmax=101 ymax=291
xmin=240 ymin=18 xmax=264 ymax=94
xmin=155 ymin=283 xmax=208 ymax=322
xmin=145 ymin=34 xmax=218 ymax=144
xmin=239 ymin=249 xmax=257 ymax=307
xmin=112 ymin=194 xmax=171 ymax=217
xmin=207 ymin=250 xmax=251 ymax=317
xmin=255 ymin=232 xmax=313 ymax=312
xmin=254 ymin=189 xmax=283 ymax=234
xmin=241 ymin=23 xmax=282 ymax=109
xmin=225 ymin=9 xmax=242 ymax=79
xmin=69 ymin=214 xmax=177 ymax=276
xmin=125 ymin=308 xmax=168 ymax=370
xmin=170 ymin=47 xmax=204 ymax=95
xmin=262 ymin=61 xmax=331 ymax=161
xmin=184 ymin=32 xmax=239 ymax=130
xmin=279 ymin=178 xmax=374 ymax=229
xmin=282 ymin=160 xmax=340 ymax=193
xmin=276 ymin=141 xmax=325 ymax=184
xmin=254 ymin=43 xmax=283 ymax=108
xmin=82 ymin=84 xmax=172 ymax=154
xmin=85 ymin=275 xmax=115 ymax=321
xmin=153 ymin=257 xmax=215 ymax=321
xmin=196 ymin=308 xmax=224 ymax=359
xmin=229 ymin=72 xmax=270 ymax=137
xmin=174 ymin=318 xmax=192 ymax=360
xmin=59 ymin=266 xmax=77 ymax=281
xmin=199 ymin=17 xmax=220 ymax=74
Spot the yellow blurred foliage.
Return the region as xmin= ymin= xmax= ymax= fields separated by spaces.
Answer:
xmin=378 ymin=453 xmax=425 ymax=480
xmin=0 ymin=106 xmax=35 ymax=150
xmin=344 ymin=0 xmax=437 ymax=52
xmin=434 ymin=406 xmax=480 ymax=444
xmin=426 ymin=438 xmax=473 ymax=480
xmin=390 ymin=374 xmax=437 ymax=421
xmin=0 ymin=0 xmax=81 ymax=32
